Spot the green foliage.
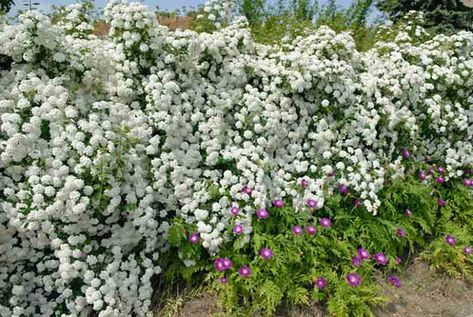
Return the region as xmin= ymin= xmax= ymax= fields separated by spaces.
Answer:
xmin=184 ymin=0 xmax=379 ymax=49
xmin=161 ymin=165 xmax=473 ymax=316
xmin=238 ymin=0 xmax=266 ymax=24
xmin=0 ymin=0 xmax=14 ymax=14
xmin=376 ymin=0 xmax=473 ymax=33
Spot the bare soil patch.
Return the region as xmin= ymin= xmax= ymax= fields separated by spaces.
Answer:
xmin=158 ymin=261 xmax=473 ymax=317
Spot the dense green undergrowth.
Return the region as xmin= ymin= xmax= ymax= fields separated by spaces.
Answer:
xmin=162 ymin=165 xmax=473 ymax=316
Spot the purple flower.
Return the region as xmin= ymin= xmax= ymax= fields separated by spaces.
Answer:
xmin=436 ymin=176 xmax=444 ymax=184
xmin=230 ymin=205 xmax=240 ymax=216
xmin=404 ymin=209 xmax=412 ymax=217
xmin=428 ymin=166 xmax=434 ymax=175
xmin=401 ymin=149 xmax=411 ymax=159
xmin=337 ymin=184 xmax=349 ymax=195
xmin=214 ymin=258 xmax=233 ymax=271
xmin=314 ymin=277 xmax=327 ymax=290
xmin=300 ymin=178 xmax=309 ymax=188
xmin=437 ymin=199 xmax=446 ymax=207
xmin=464 ymin=179 xmax=472 ymax=187
xmin=387 ymin=275 xmax=401 ymax=288
xmin=352 ymin=256 xmax=362 ymax=267
xmin=396 ymin=228 xmax=406 ymax=238
xmin=292 ymin=226 xmax=303 ymax=235
xmin=259 ymin=247 xmax=273 ymax=260
xmin=419 ymin=170 xmax=426 ymax=181
xmin=374 ymin=252 xmax=388 ymax=266
xmin=306 ymin=226 xmax=317 ymax=235
xmin=188 ymin=233 xmax=200 ymax=244
xmin=241 ymin=186 xmax=252 ymax=195
xmin=238 ymin=266 xmax=252 ymax=278
xmin=222 ymin=258 xmax=233 ymax=269
xmin=437 ymin=166 xmax=445 ymax=174
xmin=219 ymin=277 xmax=228 ymax=284
xmin=306 ymin=198 xmax=318 ymax=209
xmin=464 ymin=246 xmax=472 ymax=256
xmin=395 ymin=257 xmax=402 ymax=265
xmin=346 ymin=273 xmax=362 ymax=287
xmin=354 ymin=199 xmax=362 ymax=207
xmin=233 ymin=224 xmax=244 ymax=235
xmin=273 ymin=199 xmax=284 ymax=208
xmin=357 ymin=248 xmax=370 ymax=260
xmin=256 ymin=208 xmax=269 ymax=220
xmin=445 ymin=234 xmax=456 ymax=246
xmin=320 ymin=218 xmax=332 ymax=228
xmin=214 ymin=258 xmax=226 ymax=271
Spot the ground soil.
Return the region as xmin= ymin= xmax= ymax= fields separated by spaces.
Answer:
xmin=157 ymin=261 xmax=473 ymax=317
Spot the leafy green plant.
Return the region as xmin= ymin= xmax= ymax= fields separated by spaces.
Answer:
xmin=162 ymin=165 xmax=473 ymax=316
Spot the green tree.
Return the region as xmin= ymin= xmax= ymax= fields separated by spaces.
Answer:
xmin=376 ymin=0 xmax=473 ymax=32
xmin=238 ymin=0 xmax=265 ymax=24
xmin=0 ymin=0 xmax=15 ymax=14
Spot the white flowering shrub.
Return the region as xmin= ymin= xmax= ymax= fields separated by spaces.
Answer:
xmin=0 ymin=2 xmax=472 ymax=316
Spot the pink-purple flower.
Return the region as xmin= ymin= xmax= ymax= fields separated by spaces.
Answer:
xmin=428 ymin=166 xmax=434 ymax=175
xmin=188 ymin=233 xmax=200 ymax=244
xmin=292 ymin=226 xmax=303 ymax=235
xmin=273 ymin=199 xmax=284 ymax=208
xmin=259 ymin=247 xmax=273 ymax=260
xmin=230 ymin=206 xmax=240 ymax=216
xmin=464 ymin=246 xmax=472 ymax=256
xmin=306 ymin=226 xmax=317 ymax=235
xmin=445 ymin=234 xmax=456 ymax=246
xmin=437 ymin=199 xmax=446 ymax=207
xmin=346 ymin=273 xmax=362 ymax=287
xmin=396 ymin=228 xmax=406 ymax=238
xmin=233 ymin=224 xmax=244 ymax=235
xmin=300 ymin=178 xmax=309 ymax=188
xmin=241 ymin=186 xmax=252 ymax=195
xmin=337 ymin=184 xmax=349 ymax=195
xmin=401 ymin=149 xmax=411 ymax=159
xmin=238 ymin=266 xmax=252 ymax=278
xmin=314 ymin=277 xmax=327 ymax=290
xmin=354 ymin=199 xmax=362 ymax=207
xmin=256 ymin=208 xmax=269 ymax=220
xmin=320 ymin=218 xmax=332 ymax=228
xmin=357 ymin=248 xmax=370 ymax=260
xmin=374 ymin=252 xmax=388 ymax=266
xmin=464 ymin=179 xmax=472 ymax=187
xmin=437 ymin=166 xmax=445 ymax=174
xmin=404 ymin=209 xmax=412 ymax=217
xmin=214 ymin=258 xmax=233 ymax=271
xmin=352 ymin=256 xmax=362 ymax=267
xmin=436 ymin=176 xmax=444 ymax=184
xmin=387 ymin=275 xmax=401 ymax=288
xmin=419 ymin=170 xmax=426 ymax=181
xmin=219 ymin=277 xmax=228 ymax=284
xmin=306 ymin=198 xmax=318 ymax=209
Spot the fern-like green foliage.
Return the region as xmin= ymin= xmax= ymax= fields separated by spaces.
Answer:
xmin=161 ymin=164 xmax=473 ymax=316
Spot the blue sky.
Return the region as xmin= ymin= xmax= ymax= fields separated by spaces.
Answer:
xmin=10 ymin=0 xmax=357 ymax=15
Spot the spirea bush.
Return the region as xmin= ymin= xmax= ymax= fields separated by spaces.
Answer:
xmin=0 ymin=1 xmax=472 ymax=316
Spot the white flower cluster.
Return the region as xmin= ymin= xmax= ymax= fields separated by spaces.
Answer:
xmin=199 ymin=0 xmax=237 ymax=28
xmin=53 ymin=0 xmax=95 ymax=38
xmin=0 ymin=2 xmax=472 ymax=316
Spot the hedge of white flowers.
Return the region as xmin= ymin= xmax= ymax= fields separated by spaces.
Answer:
xmin=0 ymin=1 xmax=472 ymax=316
